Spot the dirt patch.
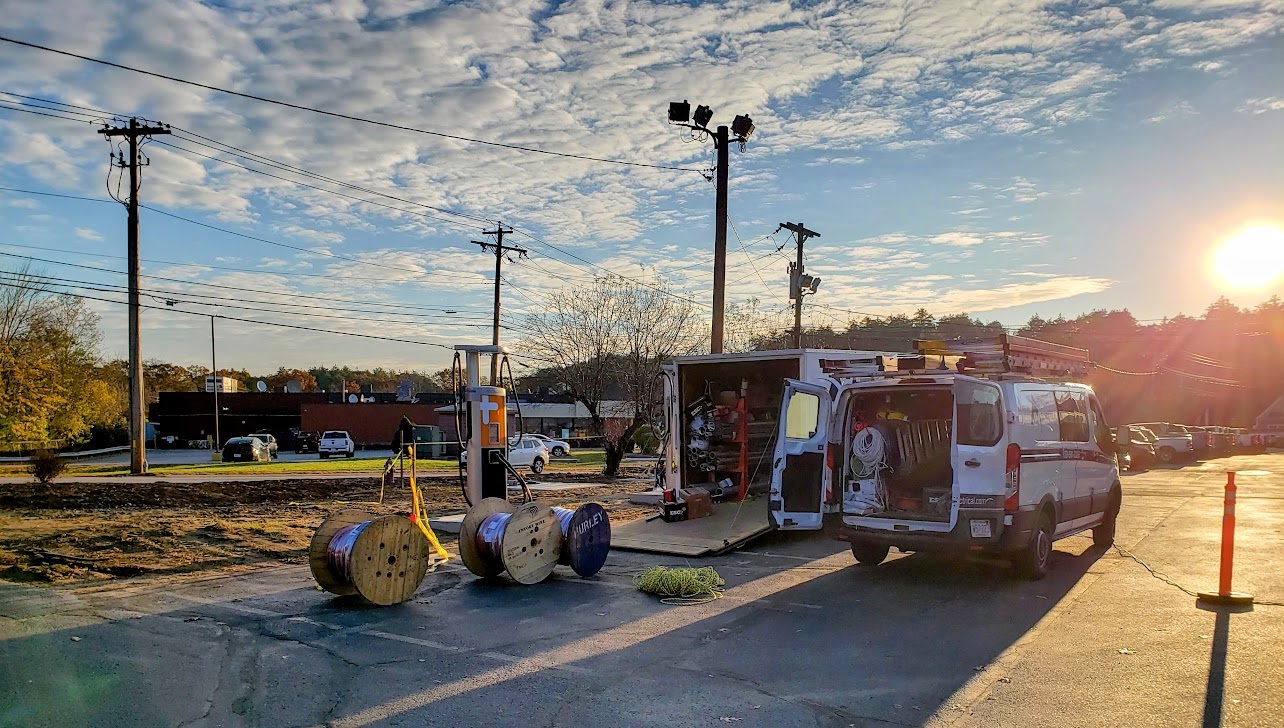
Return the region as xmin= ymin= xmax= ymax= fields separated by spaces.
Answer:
xmin=0 ymin=476 xmax=656 ymax=585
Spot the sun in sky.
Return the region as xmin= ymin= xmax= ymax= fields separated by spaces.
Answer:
xmin=1211 ymin=224 xmax=1284 ymax=290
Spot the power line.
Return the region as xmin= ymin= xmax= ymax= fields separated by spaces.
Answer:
xmin=0 ymin=237 xmax=485 ymax=293
xmin=0 ymin=275 xmax=558 ymax=361
xmin=0 ymin=182 xmax=493 ymax=284
xmin=0 ymin=251 xmax=492 ymax=318
xmin=0 ymin=104 xmax=720 ymax=311
xmin=152 ymin=137 xmax=483 ymax=231
xmin=165 ymin=125 xmax=494 ymax=225
xmin=0 ymin=35 xmax=705 ymax=174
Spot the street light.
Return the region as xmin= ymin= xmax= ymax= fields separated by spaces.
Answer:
xmin=666 ymin=99 xmax=755 ymax=354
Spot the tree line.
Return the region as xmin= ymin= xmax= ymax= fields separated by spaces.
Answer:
xmin=5 ymin=256 xmax=1279 ymax=460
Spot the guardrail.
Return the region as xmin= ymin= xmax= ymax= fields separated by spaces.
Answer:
xmin=0 ymin=440 xmax=67 ymax=456
xmin=0 ymin=445 xmax=130 ymax=463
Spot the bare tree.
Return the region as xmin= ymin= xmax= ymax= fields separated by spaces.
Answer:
xmin=526 ymin=274 xmax=704 ymax=476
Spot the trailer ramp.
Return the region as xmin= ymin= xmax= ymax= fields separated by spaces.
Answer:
xmin=610 ymin=498 xmax=772 ymax=557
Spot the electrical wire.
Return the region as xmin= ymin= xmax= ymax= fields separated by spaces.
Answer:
xmin=0 ymin=106 xmax=726 ymax=312
xmin=0 ymin=251 xmax=491 ymax=316
xmin=0 ymin=35 xmax=706 ymax=174
xmin=6 ymin=270 xmax=506 ymax=332
xmin=0 ymin=277 xmax=466 ymax=350
xmin=152 ymin=137 xmax=483 ymax=232
xmin=0 ymin=179 xmax=495 ymax=285
xmin=165 ymin=125 xmax=494 ymax=226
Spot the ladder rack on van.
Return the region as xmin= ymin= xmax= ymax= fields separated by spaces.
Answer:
xmin=916 ymin=333 xmax=1091 ymax=378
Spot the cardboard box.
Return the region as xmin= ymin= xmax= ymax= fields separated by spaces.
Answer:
xmin=683 ymin=490 xmax=713 ymax=519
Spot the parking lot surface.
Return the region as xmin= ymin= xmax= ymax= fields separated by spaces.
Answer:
xmin=1 ymin=454 xmax=1281 ymax=727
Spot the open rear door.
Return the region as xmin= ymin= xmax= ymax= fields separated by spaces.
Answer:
xmin=659 ymin=364 xmax=679 ymax=492
xmin=770 ymin=379 xmax=832 ymax=530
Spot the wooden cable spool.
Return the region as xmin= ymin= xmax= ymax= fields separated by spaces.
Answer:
xmin=308 ymin=509 xmax=432 ymax=605
xmin=459 ymin=497 xmax=562 ymax=585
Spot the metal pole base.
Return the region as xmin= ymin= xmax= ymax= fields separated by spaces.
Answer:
xmin=1196 ymin=590 xmax=1254 ymax=607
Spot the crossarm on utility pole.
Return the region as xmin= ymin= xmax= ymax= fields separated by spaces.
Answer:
xmin=779 ymin=222 xmax=821 ymax=349
xmin=471 ymin=226 xmax=524 ymax=383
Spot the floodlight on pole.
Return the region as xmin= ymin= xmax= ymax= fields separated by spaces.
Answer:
xmin=692 ymin=104 xmax=714 ymax=129
xmin=668 ymin=100 xmax=691 ymax=123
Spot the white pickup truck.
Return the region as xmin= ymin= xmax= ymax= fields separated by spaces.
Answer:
xmin=318 ymin=430 xmax=355 ymax=459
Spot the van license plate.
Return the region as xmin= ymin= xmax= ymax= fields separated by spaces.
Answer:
xmin=970 ymin=519 xmax=992 ymax=538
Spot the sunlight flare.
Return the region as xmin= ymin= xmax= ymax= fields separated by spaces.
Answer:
xmin=1211 ymin=224 xmax=1284 ymax=290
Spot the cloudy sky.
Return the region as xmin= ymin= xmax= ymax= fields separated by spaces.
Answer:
xmin=0 ymin=0 xmax=1281 ymax=372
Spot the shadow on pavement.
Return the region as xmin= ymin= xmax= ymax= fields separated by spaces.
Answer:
xmin=1198 ymin=601 xmax=1254 ymax=728
xmin=0 ymin=540 xmax=1108 ymax=728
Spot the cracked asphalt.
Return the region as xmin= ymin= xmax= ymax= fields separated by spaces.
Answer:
xmin=2 ymin=454 xmax=1282 ymax=727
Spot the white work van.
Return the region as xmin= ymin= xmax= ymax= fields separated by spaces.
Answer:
xmin=770 ymin=372 xmax=1122 ymax=578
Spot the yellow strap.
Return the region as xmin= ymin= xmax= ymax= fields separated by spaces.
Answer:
xmin=408 ymin=458 xmax=449 ymax=563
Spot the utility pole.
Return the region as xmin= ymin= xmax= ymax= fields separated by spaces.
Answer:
xmin=664 ymin=102 xmax=754 ymax=354
xmin=210 ymin=316 xmax=220 ymax=455
xmin=712 ymin=125 xmax=729 ymax=354
xmin=779 ymin=222 xmax=822 ymax=349
xmin=471 ymin=224 xmax=525 ymax=383
xmin=100 ymin=118 xmax=169 ymax=475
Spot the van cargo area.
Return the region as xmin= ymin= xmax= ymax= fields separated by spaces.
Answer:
xmin=679 ymin=357 xmax=799 ymax=496
xmin=841 ymin=386 xmax=953 ymax=522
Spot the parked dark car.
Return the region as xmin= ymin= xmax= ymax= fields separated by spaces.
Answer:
xmin=294 ymin=431 xmax=320 ymax=453
xmin=1128 ymin=427 xmax=1160 ymax=471
xmin=1125 ymin=429 xmax=1156 ymax=472
xmin=222 ymin=436 xmax=269 ymax=463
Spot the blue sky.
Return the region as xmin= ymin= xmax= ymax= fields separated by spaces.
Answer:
xmin=0 ymin=0 xmax=1281 ymax=372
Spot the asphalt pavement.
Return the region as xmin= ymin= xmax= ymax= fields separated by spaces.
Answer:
xmin=1 ymin=454 xmax=1281 ymax=727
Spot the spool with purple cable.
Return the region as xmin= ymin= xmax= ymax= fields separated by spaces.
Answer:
xmin=460 ymin=498 xmax=611 ymax=582
xmin=309 ymin=510 xmax=431 ymax=605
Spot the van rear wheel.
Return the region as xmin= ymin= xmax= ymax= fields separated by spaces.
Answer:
xmin=850 ymin=543 xmax=890 ymax=566
xmin=1014 ymin=512 xmax=1054 ymax=580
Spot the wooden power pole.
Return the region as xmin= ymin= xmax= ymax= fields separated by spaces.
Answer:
xmin=711 ymin=125 xmax=730 ymax=354
xmin=471 ymin=224 xmax=525 ymax=382
xmin=99 ymin=118 xmax=169 ymax=475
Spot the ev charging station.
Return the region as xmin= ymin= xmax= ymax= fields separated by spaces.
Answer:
xmin=455 ymin=344 xmax=511 ymax=505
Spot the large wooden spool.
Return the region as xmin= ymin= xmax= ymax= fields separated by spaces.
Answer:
xmin=460 ymin=498 xmax=562 ymax=585
xmin=309 ymin=510 xmax=432 ymax=605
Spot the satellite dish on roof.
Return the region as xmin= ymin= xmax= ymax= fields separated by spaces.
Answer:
xmin=286 ymin=379 xmax=302 ymax=393
xmin=348 ymin=394 xmax=359 ymax=404
xmin=256 ymin=380 xmax=267 ymax=392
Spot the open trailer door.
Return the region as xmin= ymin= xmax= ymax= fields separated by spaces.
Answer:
xmin=770 ymin=379 xmax=832 ymax=530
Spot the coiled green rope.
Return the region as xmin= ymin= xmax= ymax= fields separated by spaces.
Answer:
xmin=633 ymin=566 xmax=725 ymax=605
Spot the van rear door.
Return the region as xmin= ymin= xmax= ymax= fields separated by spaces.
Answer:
xmin=770 ymin=379 xmax=832 ymax=530
xmin=953 ymin=379 xmax=1006 ymax=536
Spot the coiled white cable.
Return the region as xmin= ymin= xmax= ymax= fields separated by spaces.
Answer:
xmin=848 ymin=427 xmax=889 ymax=511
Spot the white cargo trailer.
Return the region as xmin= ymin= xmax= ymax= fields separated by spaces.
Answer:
xmin=595 ymin=350 xmax=905 ymax=556
xmin=658 ymin=348 xmax=902 ymax=499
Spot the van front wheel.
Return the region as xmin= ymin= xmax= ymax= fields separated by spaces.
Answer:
xmin=850 ymin=543 xmax=890 ymax=566
xmin=1014 ymin=512 xmax=1054 ymax=580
